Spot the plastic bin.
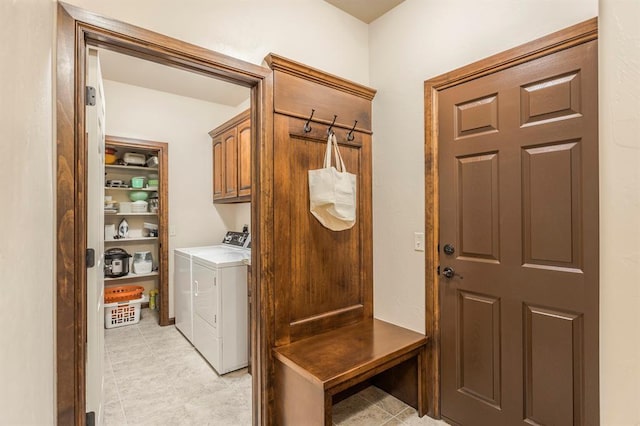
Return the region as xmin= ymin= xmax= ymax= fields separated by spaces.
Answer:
xmin=104 ymin=296 xmax=144 ymax=329
xmin=105 ymin=285 xmax=144 ymax=304
xmin=131 ymin=176 xmax=145 ymax=188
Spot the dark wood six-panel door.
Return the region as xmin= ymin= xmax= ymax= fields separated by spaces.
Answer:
xmin=439 ymin=40 xmax=598 ymax=425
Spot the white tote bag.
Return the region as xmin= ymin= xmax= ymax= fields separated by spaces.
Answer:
xmin=308 ymin=133 xmax=357 ymax=231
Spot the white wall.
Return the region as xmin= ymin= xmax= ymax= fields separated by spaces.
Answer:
xmin=65 ymin=0 xmax=370 ymax=85
xmin=599 ymin=1 xmax=640 ymax=424
xmin=2 ymin=3 xmax=364 ymax=422
xmin=11 ymin=0 xmax=638 ymax=423
xmin=369 ymin=0 xmax=598 ymax=333
xmin=371 ymin=0 xmax=640 ymax=424
xmin=0 ymin=0 xmax=55 ymax=424
xmin=103 ymin=79 xmax=249 ymax=317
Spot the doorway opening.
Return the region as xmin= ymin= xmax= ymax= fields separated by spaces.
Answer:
xmin=55 ymin=3 xmax=272 ymax=424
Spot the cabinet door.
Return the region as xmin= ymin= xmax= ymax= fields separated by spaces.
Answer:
xmin=222 ymin=127 xmax=238 ymax=198
xmin=212 ymin=137 xmax=224 ymax=200
xmin=237 ymin=118 xmax=251 ymax=198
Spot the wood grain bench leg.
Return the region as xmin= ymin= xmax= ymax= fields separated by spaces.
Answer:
xmin=418 ymin=344 xmax=427 ymax=417
xmin=324 ymin=393 xmax=333 ymax=426
xmin=275 ymin=358 xmax=325 ymax=425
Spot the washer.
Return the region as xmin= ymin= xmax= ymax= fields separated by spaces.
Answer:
xmin=174 ymin=245 xmax=221 ymax=343
xmin=191 ymin=234 xmax=250 ymax=374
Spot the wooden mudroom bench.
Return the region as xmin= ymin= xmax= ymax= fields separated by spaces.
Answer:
xmin=273 ymin=319 xmax=428 ymax=425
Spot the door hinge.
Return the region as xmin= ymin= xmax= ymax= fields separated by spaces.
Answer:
xmin=214 ymin=314 xmax=217 ymax=324
xmin=86 ymin=411 xmax=95 ymax=426
xmin=85 ymin=86 xmax=96 ymax=106
xmin=86 ymin=248 xmax=95 ymax=268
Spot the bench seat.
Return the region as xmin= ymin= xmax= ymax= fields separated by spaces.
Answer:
xmin=273 ymin=319 xmax=428 ymax=425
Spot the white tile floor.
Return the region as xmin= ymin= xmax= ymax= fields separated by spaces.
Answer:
xmin=104 ymin=309 xmax=449 ymax=426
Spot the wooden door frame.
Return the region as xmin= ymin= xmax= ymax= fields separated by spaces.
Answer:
xmin=423 ymin=18 xmax=598 ymax=418
xmin=55 ymin=2 xmax=273 ymax=424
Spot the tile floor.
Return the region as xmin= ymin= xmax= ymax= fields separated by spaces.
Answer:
xmin=104 ymin=309 xmax=449 ymax=426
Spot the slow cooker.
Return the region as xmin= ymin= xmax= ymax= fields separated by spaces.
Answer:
xmin=104 ymin=248 xmax=131 ymax=278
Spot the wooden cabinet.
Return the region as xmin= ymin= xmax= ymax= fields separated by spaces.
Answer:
xmin=210 ymin=110 xmax=251 ymax=203
xmin=212 ymin=137 xmax=223 ymax=199
xmin=260 ymin=54 xmax=426 ymax=426
xmin=103 ymin=136 xmax=170 ymax=325
xmin=222 ymin=126 xmax=238 ymax=198
xmin=265 ymin=54 xmax=377 ymax=345
xmin=237 ymin=118 xmax=251 ymax=197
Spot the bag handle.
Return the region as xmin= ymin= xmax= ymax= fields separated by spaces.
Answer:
xmin=323 ymin=133 xmax=347 ymax=172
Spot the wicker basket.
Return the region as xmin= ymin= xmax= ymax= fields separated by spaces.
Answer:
xmin=104 ymin=285 xmax=145 ymax=304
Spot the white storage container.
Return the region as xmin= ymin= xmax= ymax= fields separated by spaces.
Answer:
xmin=132 ymin=251 xmax=153 ymax=274
xmin=131 ymin=200 xmax=148 ymax=213
xmin=122 ymin=152 xmax=146 ymax=165
xmin=119 ymin=202 xmax=132 ymax=213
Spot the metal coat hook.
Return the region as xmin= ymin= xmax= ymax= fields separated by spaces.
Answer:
xmin=303 ymin=109 xmax=315 ymax=133
xmin=346 ymin=120 xmax=358 ymax=141
xmin=327 ymin=115 xmax=338 ymax=135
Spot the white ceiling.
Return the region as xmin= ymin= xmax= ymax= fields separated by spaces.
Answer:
xmin=98 ymin=49 xmax=251 ymax=107
xmin=324 ymin=0 xmax=405 ymax=23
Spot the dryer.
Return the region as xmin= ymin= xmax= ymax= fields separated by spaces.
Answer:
xmin=191 ymin=233 xmax=250 ymax=374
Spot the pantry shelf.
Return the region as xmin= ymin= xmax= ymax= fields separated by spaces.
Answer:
xmin=105 ymin=164 xmax=158 ymax=172
xmin=105 ymin=237 xmax=158 ymax=243
xmin=104 ymin=135 xmax=168 ymax=325
xmin=105 ymin=212 xmax=158 ymax=216
xmin=104 ymin=187 xmax=158 ymax=191
xmin=104 ymin=271 xmax=159 ymax=282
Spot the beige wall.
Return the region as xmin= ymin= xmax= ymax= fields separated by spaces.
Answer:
xmin=369 ymin=0 xmax=598 ymax=333
xmin=64 ymin=0 xmax=370 ymax=85
xmin=103 ymin=79 xmax=249 ymax=317
xmin=1 ymin=1 xmax=369 ymax=421
xmin=0 ymin=0 xmax=55 ymax=424
xmin=599 ymin=0 xmax=640 ymax=424
xmin=7 ymin=0 xmax=638 ymax=423
xmin=370 ymin=0 xmax=640 ymax=424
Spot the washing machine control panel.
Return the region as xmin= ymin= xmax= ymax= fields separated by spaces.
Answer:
xmin=222 ymin=231 xmax=251 ymax=248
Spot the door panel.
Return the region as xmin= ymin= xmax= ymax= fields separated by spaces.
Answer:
xmin=524 ymin=305 xmax=584 ymax=426
xmin=456 ymin=152 xmax=500 ymax=262
xmin=520 ymin=71 xmax=581 ymax=126
xmin=455 ymin=94 xmax=499 ymax=138
xmin=457 ymin=291 xmax=501 ymax=408
xmin=440 ymin=40 xmax=598 ymax=425
xmin=212 ymin=138 xmax=223 ymax=199
xmin=237 ymin=118 xmax=251 ymax=197
xmin=522 ymin=141 xmax=582 ymax=270
xmin=193 ymin=262 xmax=218 ymax=330
xmin=86 ymin=47 xmax=105 ymax=426
xmin=222 ymin=128 xmax=238 ymax=198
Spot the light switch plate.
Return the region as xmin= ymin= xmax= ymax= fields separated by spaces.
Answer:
xmin=414 ymin=232 xmax=425 ymax=251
